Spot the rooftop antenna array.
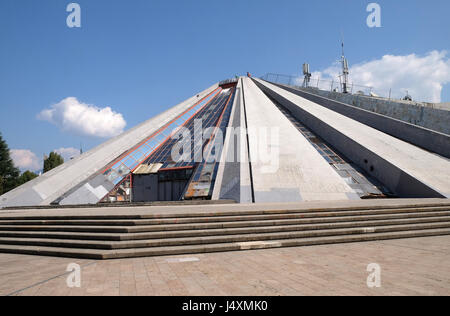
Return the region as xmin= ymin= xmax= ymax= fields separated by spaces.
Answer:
xmin=302 ymin=63 xmax=312 ymax=88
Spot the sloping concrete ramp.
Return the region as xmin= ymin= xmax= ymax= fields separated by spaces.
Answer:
xmin=274 ymin=82 xmax=450 ymax=159
xmin=0 ymin=84 xmax=219 ymax=208
xmin=254 ymin=78 xmax=450 ymax=199
xmin=242 ymin=78 xmax=357 ymax=202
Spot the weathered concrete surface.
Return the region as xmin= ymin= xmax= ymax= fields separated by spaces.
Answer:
xmin=242 ymin=78 xmax=357 ymax=202
xmin=238 ymin=78 xmax=255 ymax=203
xmin=255 ymin=79 xmax=450 ymax=199
xmin=0 ymin=83 xmax=219 ymax=209
xmin=435 ymin=103 xmax=450 ymax=111
xmin=276 ymin=83 xmax=450 ymax=159
xmin=296 ymin=87 xmax=450 ymax=135
xmin=212 ymin=77 xmax=252 ymax=203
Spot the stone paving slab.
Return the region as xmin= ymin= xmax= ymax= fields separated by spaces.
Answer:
xmin=1 ymin=235 xmax=449 ymax=296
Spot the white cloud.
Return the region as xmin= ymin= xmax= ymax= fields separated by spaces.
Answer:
xmin=38 ymin=97 xmax=126 ymax=138
xmin=54 ymin=147 xmax=81 ymax=161
xmin=10 ymin=149 xmax=41 ymax=171
xmin=313 ymin=51 xmax=450 ymax=103
xmin=10 ymin=147 xmax=82 ymax=172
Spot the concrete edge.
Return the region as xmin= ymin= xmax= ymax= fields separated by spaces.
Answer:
xmin=253 ymin=78 xmax=447 ymax=199
xmin=275 ymin=82 xmax=450 ymax=159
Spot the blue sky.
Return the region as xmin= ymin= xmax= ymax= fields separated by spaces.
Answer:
xmin=1 ymin=0 xmax=449 ymax=171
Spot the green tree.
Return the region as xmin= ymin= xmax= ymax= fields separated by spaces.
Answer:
xmin=18 ymin=170 xmax=38 ymax=186
xmin=0 ymin=133 xmax=20 ymax=195
xmin=43 ymin=152 xmax=64 ymax=173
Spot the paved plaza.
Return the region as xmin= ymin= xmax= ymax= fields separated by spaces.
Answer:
xmin=1 ymin=235 xmax=449 ymax=296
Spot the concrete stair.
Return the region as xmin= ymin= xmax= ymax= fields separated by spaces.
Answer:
xmin=0 ymin=202 xmax=450 ymax=259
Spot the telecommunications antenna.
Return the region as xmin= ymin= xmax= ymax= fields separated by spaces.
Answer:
xmin=340 ymin=41 xmax=350 ymax=93
xmin=339 ymin=32 xmax=350 ymax=94
xmin=302 ymin=63 xmax=312 ymax=88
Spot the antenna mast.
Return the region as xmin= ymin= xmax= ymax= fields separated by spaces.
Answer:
xmin=341 ymin=39 xmax=350 ymax=93
xmin=302 ymin=63 xmax=312 ymax=88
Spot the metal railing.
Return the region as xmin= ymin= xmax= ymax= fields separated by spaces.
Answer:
xmin=261 ymin=73 xmax=374 ymax=95
xmin=260 ymin=73 xmax=429 ymax=104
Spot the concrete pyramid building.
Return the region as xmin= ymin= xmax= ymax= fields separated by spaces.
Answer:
xmin=1 ymin=77 xmax=450 ymax=209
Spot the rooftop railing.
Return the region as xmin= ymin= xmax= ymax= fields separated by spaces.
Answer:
xmin=260 ymin=72 xmax=433 ymax=106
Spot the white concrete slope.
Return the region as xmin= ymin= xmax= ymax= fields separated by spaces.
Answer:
xmin=256 ymin=78 xmax=450 ymax=198
xmin=0 ymin=83 xmax=219 ymax=208
xmin=211 ymin=77 xmax=253 ymax=203
xmin=242 ymin=78 xmax=357 ymax=202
